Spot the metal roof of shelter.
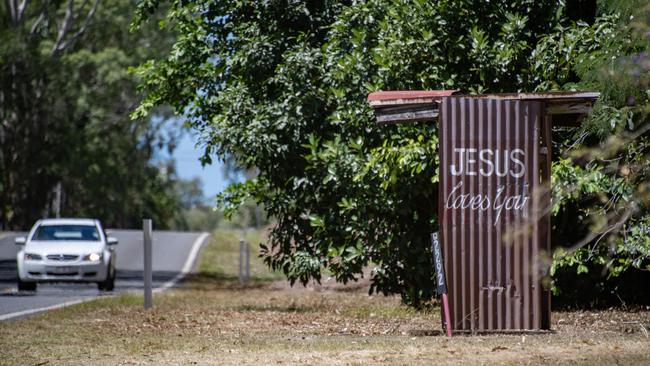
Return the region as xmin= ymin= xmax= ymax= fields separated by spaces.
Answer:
xmin=367 ymin=90 xmax=460 ymax=105
xmin=367 ymin=90 xmax=600 ymax=125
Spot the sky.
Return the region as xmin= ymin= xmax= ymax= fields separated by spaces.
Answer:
xmin=172 ymin=131 xmax=228 ymax=201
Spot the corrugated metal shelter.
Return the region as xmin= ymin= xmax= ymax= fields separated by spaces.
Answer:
xmin=367 ymin=91 xmax=599 ymax=332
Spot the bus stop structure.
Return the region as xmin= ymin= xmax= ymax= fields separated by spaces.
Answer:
xmin=367 ymin=91 xmax=600 ymax=332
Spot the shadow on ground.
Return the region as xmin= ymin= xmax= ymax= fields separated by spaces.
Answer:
xmin=0 ymin=259 xmax=16 ymax=283
xmin=178 ymin=271 xmax=276 ymax=291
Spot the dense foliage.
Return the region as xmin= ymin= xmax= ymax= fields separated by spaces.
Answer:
xmin=134 ymin=0 xmax=650 ymax=306
xmin=540 ymin=8 xmax=650 ymax=305
xmin=0 ymin=0 xmax=183 ymax=229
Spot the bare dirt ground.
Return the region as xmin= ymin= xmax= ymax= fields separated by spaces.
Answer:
xmin=1 ymin=229 xmax=648 ymax=365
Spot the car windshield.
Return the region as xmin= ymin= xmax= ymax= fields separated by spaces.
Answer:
xmin=32 ymin=224 xmax=100 ymax=241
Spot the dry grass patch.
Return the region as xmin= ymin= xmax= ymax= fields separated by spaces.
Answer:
xmin=1 ymin=228 xmax=649 ymax=365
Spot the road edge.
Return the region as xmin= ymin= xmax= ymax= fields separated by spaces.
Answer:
xmin=0 ymin=232 xmax=211 ymax=321
xmin=154 ymin=232 xmax=210 ymax=292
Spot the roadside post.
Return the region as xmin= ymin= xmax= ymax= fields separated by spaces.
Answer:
xmin=143 ymin=219 xmax=153 ymax=309
xmin=239 ymin=240 xmax=250 ymax=284
xmin=431 ymin=232 xmax=452 ymax=337
xmin=245 ymin=241 xmax=250 ymax=282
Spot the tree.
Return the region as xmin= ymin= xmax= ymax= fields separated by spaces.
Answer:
xmin=1 ymin=0 xmax=180 ymax=229
xmin=134 ymin=0 xmax=649 ymax=306
xmin=529 ymin=4 xmax=650 ymax=306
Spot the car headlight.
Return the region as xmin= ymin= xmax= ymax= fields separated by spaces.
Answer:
xmin=24 ymin=253 xmax=42 ymax=261
xmin=83 ymin=252 xmax=103 ymax=262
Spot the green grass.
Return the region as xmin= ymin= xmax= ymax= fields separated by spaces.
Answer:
xmin=196 ymin=228 xmax=284 ymax=282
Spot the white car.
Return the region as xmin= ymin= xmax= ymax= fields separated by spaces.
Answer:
xmin=15 ymin=218 xmax=118 ymax=292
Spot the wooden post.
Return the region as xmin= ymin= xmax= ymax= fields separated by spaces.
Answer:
xmin=245 ymin=241 xmax=250 ymax=282
xmin=239 ymin=240 xmax=244 ymax=284
xmin=540 ymin=116 xmax=553 ymax=329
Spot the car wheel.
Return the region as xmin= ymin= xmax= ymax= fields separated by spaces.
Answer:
xmin=97 ymin=266 xmax=115 ymax=292
xmin=17 ymin=279 xmax=37 ymax=292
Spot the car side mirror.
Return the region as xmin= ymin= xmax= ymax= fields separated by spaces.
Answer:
xmin=14 ymin=236 xmax=26 ymax=245
xmin=107 ymin=237 xmax=118 ymax=245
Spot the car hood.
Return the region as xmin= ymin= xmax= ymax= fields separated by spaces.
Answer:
xmin=25 ymin=241 xmax=105 ymax=255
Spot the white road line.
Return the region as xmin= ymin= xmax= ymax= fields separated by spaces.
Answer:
xmin=0 ymin=232 xmax=210 ymax=321
xmin=155 ymin=232 xmax=210 ymax=292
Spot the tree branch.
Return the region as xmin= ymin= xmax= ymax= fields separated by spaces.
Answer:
xmin=17 ymin=0 xmax=28 ymax=21
xmin=59 ymin=0 xmax=98 ymax=51
xmin=30 ymin=12 xmax=45 ymax=34
xmin=6 ymin=0 xmax=17 ymax=24
xmin=563 ymin=204 xmax=637 ymax=258
xmin=5 ymin=0 xmax=29 ymax=25
xmin=51 ymin=0 xmax=99 ymax=55
xmin=52 ymin=0 xmax=75 ymax=54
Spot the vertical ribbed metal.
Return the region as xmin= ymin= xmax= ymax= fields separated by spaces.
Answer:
xmin=439 ymin=96 xmax=547 ymax=331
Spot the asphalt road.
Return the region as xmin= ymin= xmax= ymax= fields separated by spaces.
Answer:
xmin=0 ymin=230 xmax=209 ymax=320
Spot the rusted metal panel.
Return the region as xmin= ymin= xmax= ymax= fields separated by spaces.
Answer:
xmin=439 ymin=96 xmax=548 ymax=331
